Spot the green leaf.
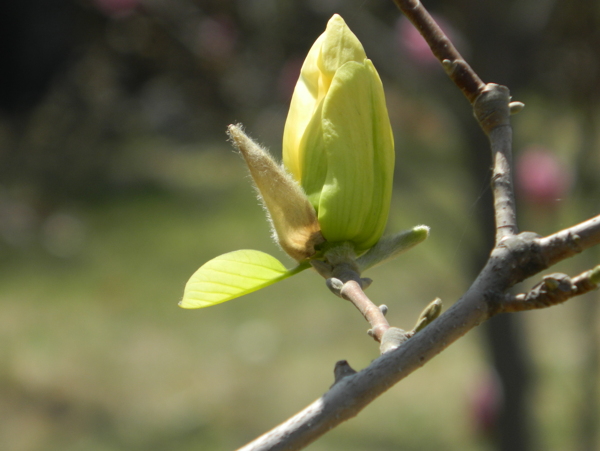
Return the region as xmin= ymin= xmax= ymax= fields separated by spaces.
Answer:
xmin=356 ymin=225 xmax=430 ymax=272
xmin=180 ymin=250 xmax=307 ymax=309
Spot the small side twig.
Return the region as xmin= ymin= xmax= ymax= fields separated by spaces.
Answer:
xmin=539 ymin=214 xmax=600 ymax=266
xmin=327 ymin=275 xmax=413 ymax=354
xmin=324 ymin=266 xmax=446 ymax=359
xmin=332 ymin=360 xmax=357 ymax=386
xmin=325 ymin=272 xmax=440 ymax=353
xmin=320 ymin=258 xmax=392 ymax=344
xmin=504 ymin=266 xmax=600 ymax=312
xmin=392 ymin=0 xmax=485 ymax=102
xmin=339 ymin=280 xmax=391 ymax=342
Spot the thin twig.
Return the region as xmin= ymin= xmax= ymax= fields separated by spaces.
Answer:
xmin=339 ymin=280 xmax=390 ymax=342
xmin=504 ymin=268 xmax=599 ymax=312
xmin=321 ymin=260 xmax=392 ymax=343
xmin=473 ymin=85 xmax=519 ymax=241
xmin=538 ymin=214 xmax=600 ymax=266
xmin=392 ymin=0 xmax=485 ymax=103
xmin=394 ymin=0 xmax=519 ymax=240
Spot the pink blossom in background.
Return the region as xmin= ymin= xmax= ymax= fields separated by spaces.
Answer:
xmin=396 ymin=15 xmax=468 ymax=69
xmin=516 ymin=146 xmax=572 ymax=205
xmin=468 ymin=371 xmax=503 ymax=438
xmin=197 ymin=16 xmax=238 ymax=62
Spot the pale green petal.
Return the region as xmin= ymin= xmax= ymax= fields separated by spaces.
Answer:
xmin=283 ymin=34 xmax=325 ymax=182
xmin=296 ymin=101 xmax=328 ymax=209
xmin=319 ymin=60 xmax=394 ymax=251
xmin=180 ymin=250 xmax=307 ymax=309
xmin=317 ymin=14 xmax=366 ymax=89
xmin=283 ymin=15 xmax=394 ymax=253
xmin=358 ymin=59 xmax=395 ymax=247
xmin=283 ymin=14 xmax=366 ymax=184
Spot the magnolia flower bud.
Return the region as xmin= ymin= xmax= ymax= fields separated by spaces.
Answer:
xmin=283 ymin=14 xmax=394 ymax=252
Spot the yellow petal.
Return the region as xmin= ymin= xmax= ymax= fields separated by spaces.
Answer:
xmin=283 ymin=14 xmax=367 ymax=184
xmin=282 ymin=33 xmax=325 ymax=182
xmin=317 ymin=14 xmax=366 ymax=88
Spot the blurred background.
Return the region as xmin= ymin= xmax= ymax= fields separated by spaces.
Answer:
xmin=0 ymin=0 xmax=599 ymax=450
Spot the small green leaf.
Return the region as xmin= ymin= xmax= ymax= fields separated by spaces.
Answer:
xmin=180 ymin=250 xmax=307 ymax=309
xmin=356 ymin=225 xmax=429 ymax=272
